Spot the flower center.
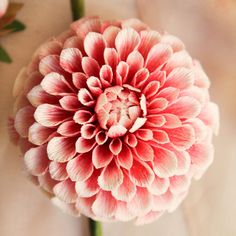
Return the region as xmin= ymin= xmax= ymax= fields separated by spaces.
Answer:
xmin=95 ymin=85 xmax=147 ymax=138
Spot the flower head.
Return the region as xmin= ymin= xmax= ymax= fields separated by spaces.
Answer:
xmin=10 ymin=17 xmax=219 ymax=224
xmin=0 ymin=0 xmax=8 ymax=18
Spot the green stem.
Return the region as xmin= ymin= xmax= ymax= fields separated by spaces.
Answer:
xmin=89 ymin=219 xmax=103 ymax=236
xmin=70 ymin=0 xmax=85 ymax=21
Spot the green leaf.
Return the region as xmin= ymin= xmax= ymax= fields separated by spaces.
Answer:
xmin=0 ymin=46 xmax=12 ymax=63
xmin=4 ymin=20 xmax=26 ymax=33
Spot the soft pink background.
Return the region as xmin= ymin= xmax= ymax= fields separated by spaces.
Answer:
xmin=0 ymin=0 xmax=235 ymax=235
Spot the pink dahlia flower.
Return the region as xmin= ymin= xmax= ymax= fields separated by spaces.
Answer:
xmin=0 ymin=0 xmax=8 ymax=18
xmin=9 ymin=17 xmax=219 ymax=224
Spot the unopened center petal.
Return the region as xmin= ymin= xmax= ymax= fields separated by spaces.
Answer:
xmin=95 ymin=86 xmax=144 ymax=134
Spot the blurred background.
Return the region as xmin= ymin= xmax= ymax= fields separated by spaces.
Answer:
xmin=0 ymin=0 xmax=235 ymax=235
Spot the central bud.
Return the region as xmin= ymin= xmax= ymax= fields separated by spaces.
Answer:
xmin=95 ymin=85 xmax=147 ymax=138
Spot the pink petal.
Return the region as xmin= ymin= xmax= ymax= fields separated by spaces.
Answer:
xmin=81 ymin=124 xmax=98 ymax=139
xmin=95 ymin=130 xmax=108 ymax=145
xmin=189 ymin=143 xmax=214 ymax=169
xmin=41 ymin=72 xmax=73 ymax=96
xmin=115 ymin=28 xmax=140 ymax=60
xmin=161 ymin=34 xmax=185 ymax=52
xmin=152 ymin=191 xmax=174 ymax=211
xmin=49 ymin=162 xmax=68 ymax=181
xmin=152 ymin=130 xmax=169 ymax=144
xmin=127 ymin=187 xmax=152 ymax=216
xmin=27 ymin=85 xmax=58 ymax=106
xmin=60 ymin=48 xmax=82 ymax=73
xmin=185 ymin=118 xmax=207 ymax=142
xmin=157 ymin=87 xmax=180 ymax=103
xmin=174 ymin=150 xmax=191 ymax=175
xmin=104 ymin=48 xmax=119 ymax=71
xmin=107 ymin=124 xmax=127 ymax=138
xmin=148 ymin=174 xmax=170 ymax=196
xmin=37 ymin=40 xmax=62 ymax=59
xmin=117 ymin=144 xmax=133 ymax=169
xmin=53 ymin=179 xmax=77 ymax=203
xmin=164 ymin=97 xmax=201 ymax=119
xmin=92 ymin=144 xmax=113 ymax=168
xmin=146 ymin=114 xmax=166 ymax=128
xmin=138 ymin=30 xmax=161 ymax=58
xmin=98 ymin=160 xmax=123 ymax=191
xmin=34 ymin=104 xmax=70 ymax=127
xmin=126 ymin=50 xmax=144 ymax=77
xmin=13 ymin=68 xmax=27 ymax=98
xmin=23 ymin=71 xmax=43 ymax=95
xmin=129 ymin=160 xmax=154 ymax=187
xmin=86 ymin=76 xmax=103 ymax=96
xmin=92 ymin=191 xmax=117 ymax=218
xmin=162 ymin=114 xmax=182 ymax=128
xmin=145 ymin=43 xmax=172 ymax=72
xmin=135 ymin=129 xmax=153 ymax=141
xmin=153 ymin=146 xmax=177 ymax=178
xmin=72 ymin=72 xmax=87 ymax=89
xmin=142 ymin=81 xmax=160 ymax=100
xmin=103 ymin=26 xmax=120 ymax=48
xmin=67 ymin=153 xmax=93 ymax=181
xmin=56 ymin=30 xmax=74 ymax=44
xmin=124 ymin=133 xmax=138 ymax=147
xmin=47 ymin=136 xmax=76 ymax=162
xmin=57 ymin=120 xmax=80 ymax=137
xmin=78 ymin=88 xmax=95 ymax=107
xmin=164 ymin=125 xmax=195 ymax=150
xmin=112 ymin=172 xmax=136 ymax=202
xmin=121 ymin=18 xmax=148 ymax=32
xmin=115 ymin=202 xmax=136 ymax=221
xmin=39 ymin=55 xmax=64 ymax=76
xmin=193 ymin=61 xmax=210 ymax=88
xmin=135 ymin=211 xmax=164 ymax=225
xmin=140 ymin=94 xmax=147 ymax=116
xmin=73 ymin=109 xmax=95 ymax=125
xmin=147 ymin=70 xmax=166 ymax=87
xmin=24 ymin=145 xmax=49 ymax=176
xmin=165 ymin=67 xmax=194 ymax=89
xmin=99 ymin=64 xmax=113 ymax=87
xmin=134 ymin=140 xmax=154 ymax=161
xmin=84 ymin=32 xmax=106 ymax=64
xmin=109 ymin=138 xmax=122 ymax=155
xmin=164 ymin=51 xmax=192 ymax=74
xmin=38 ymin=172 xmax=58 ymax=193
xmin=14 ymin=106 xmax=35 ymax=137
xmin=131 ymin=68 xmax=149 ymax=88
xmin=76 ymin=196 xmax=96 ymax=219
xmin=148 ymin=98 xmax=168 ymax=114
xmin=8 ymin=117 xmax=19 ymax=145
xmin=198 ymin=102 xmax=220 ymax=135
xmin=76 ymin=137 xmax=96 ymax=153
xmin=180 ymin=86 xmax=206 ymax=105
xmin=28 ymin=122 xmax=55 ymax=145
xmin=82 ymin=57 xmax=100 ymax=77
xmin=63 ymin=36 xmax=84 ymax=53
xmin=59 ymin=95 xmax=80 ymax=111
xmin=129 ymin=117 xmax=147 ymax=133
xmin=51 ymin=197 xmax=80 ymax=217
xmin=0 ymin=0 xmax=8 ymax=18
xmin=75 ymin=170 xmax=100 ymax=197
xmin=73 ymin=18 xmax=101 ymax=38
xmin=116 ymin=61 xmax=129 ymax=85
xmin=169 ymin=175 xmax=190 ymax=194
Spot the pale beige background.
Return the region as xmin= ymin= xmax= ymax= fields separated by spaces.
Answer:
xmin=0 ymin=0 xmax=235 ymax=236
